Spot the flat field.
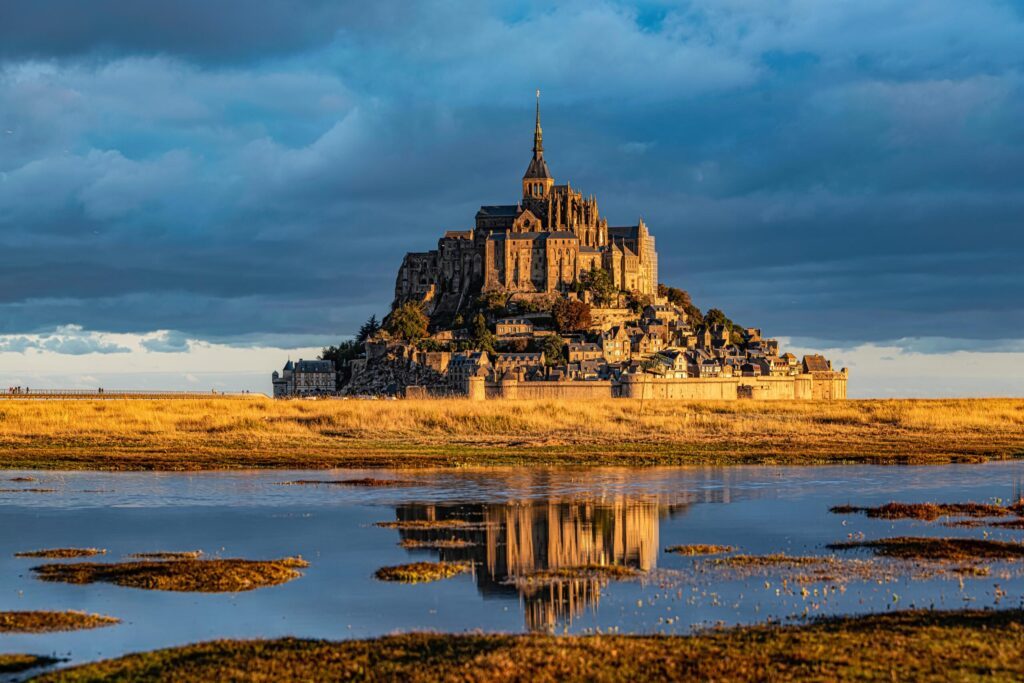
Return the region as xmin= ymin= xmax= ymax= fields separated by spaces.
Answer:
xmin=0 ymin=397 xmax=1022 ymax=470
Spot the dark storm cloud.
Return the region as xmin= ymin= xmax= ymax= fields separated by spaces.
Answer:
xmin=0 ymin=0 xmax=350 ymax=62
xmin=0 ymin=0 xmax=1022 ymax=351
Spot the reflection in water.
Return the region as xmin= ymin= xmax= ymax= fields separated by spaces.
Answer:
xmin=385 ymin=497 xmax=687 ymax=632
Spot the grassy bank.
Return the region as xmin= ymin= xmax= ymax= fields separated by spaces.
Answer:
xmin=0 ymin=397 xmax=1022 ymax=470
xmin=33 ymin=609 xmax=1024 ymax=682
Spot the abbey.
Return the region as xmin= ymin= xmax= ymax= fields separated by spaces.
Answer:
xmin=395 ymin=93 xmax=657 ymax=316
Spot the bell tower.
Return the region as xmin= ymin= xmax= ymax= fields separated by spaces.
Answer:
xmin=522 ymin=90 xmax=554 ymax=199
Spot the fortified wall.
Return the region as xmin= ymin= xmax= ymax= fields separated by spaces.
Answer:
xmin=447 ymin=371 xmax=848 ymax=402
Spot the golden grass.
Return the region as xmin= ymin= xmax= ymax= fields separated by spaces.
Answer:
xmin=31 ymin=557 xmax=309 ymax=593
xmin=0 ymin=397 xmax=1022 ymax=469
xmin=32 ymin=610 xmax=1024 ymax=682
xmin=0 ymin=610 xmax=120 ymax=633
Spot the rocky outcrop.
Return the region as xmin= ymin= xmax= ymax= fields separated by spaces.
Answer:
xmin=342 ymin=346 xmax=446 ymax=396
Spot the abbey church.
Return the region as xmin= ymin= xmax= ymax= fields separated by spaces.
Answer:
xmin=395 ymin=93 xmax=657 ymax=316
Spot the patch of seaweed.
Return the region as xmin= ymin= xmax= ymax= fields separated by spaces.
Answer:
xmin=399 ymin=539 xmax=476 ymax=550
xmin=665 ymin=544 xmax=734 ymax=556
xmin=0 ymin=610 xmax=120 ymax=633
xmin=828 ymin=537 xmax=1024 ymax=561
xmin=15 ymin=547 xmax=107 ymax=559
xmin=943 ymin=519 xmax=1024 ymax=530
xmin=128 ymin=551 xmax=204 ymax=560
xmin=31 ymin=556 xmax=308 ymax=593
xmin=518 ymin=564 xmax=641 ymax=583
xmin=0 ymin=654 xmax=62 ymax=674
xmin=7 ymin=476 xmax=36 ymax=482
xmin=279 ymin=478 xmax=411 ymax=487
xmin=830 ymin=501 xmax=1024 ymax=521
xmin=374 ymin=561 xmax=471 ymax=583
xmin=0 ymin=488 xmax=56 ymax=493
xmin=713 ymin=554 xmax=832 ymax=568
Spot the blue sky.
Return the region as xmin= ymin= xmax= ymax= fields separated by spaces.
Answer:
xmin=0 ymin=0 xmax=1022 ymax=396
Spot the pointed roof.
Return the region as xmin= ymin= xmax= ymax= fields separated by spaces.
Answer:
xmin=524 ymin=89 xmax=552 ymax=180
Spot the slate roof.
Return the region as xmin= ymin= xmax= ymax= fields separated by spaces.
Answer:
xmin=476 ymin=205 xmax=520 ymax=218
xmin=523 ymin=154 xmax=552 ymax=179
xmin=294 ymin=359 xmax=334 ymax=373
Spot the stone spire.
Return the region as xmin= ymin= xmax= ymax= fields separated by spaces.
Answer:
xmin=523 ymin=89 xmax=552 ymax=184
xmin=533 ymin=89 xmax=543 ymax=155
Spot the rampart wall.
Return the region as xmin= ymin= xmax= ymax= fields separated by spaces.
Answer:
xmin=453 ymin=372 xmax=847 ymax=401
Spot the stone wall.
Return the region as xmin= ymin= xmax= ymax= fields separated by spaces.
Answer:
xmin=484 ymin=379 xmax=615 ymax=400
xmin=619 ymin=375 xmax=738 ymax=400
xmin=450 ymin=372 xmax=846 ymax=402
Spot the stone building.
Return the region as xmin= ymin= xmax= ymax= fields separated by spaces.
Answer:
xmin=272 ymin=359 xmax=337 ymax=397
xmin=395 ymin=92 xmax=658 ymax=319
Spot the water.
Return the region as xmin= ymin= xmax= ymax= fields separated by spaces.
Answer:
xmin=1 ymin=463 xmax=1023 ymax=673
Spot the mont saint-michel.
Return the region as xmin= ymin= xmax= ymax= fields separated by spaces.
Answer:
xmin=274 ymin=94 xmax=847 ymax=401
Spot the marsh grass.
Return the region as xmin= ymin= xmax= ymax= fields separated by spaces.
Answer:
xmin=0 ymin=654 xmax=61 ymax=674
xmin=31 ymin=610 xmax=1024 ymax=682
xmin=374 ymin=561 xmax=471 ymax=583
xmin=1 ymin=397 xmax=1023 ymax=469
xmin=15 ymin=548 xmax=106 ymax=559
xmin=31 ymin=557 xmax=308 ymax=593
xmin=0 ymin=610 xmax=120 ymax=633
xmin=665 ymin=544 xmax=734 ymax=556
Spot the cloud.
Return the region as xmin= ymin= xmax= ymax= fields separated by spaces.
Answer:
xmin=140 ymin=330 xmax=191 ymax=353
xmin=0 ymin=0 xmax=1021 ymax=357
xmin=0 ymin=325 xmax=130 ymax=355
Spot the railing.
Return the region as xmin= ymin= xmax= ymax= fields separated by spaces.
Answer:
xmin=0 ymin=389 xmax=263 ymax=399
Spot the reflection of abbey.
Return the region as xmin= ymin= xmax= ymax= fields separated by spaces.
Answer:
xmin=395 ymin=92 xmax=657 ymax=314
xmin=384 ymin=494 xmax=670 ymax=633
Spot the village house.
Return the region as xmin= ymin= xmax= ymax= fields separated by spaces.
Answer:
xmin=567 ymin=342 xmax=602 ymax=363
xmin=272 ymin=359 xmax=337 ymax=398
xmin=495 ymin=318 xmax=534 ymax=337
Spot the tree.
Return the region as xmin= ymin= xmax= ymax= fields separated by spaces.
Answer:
xmin=579 ymin=268 xmax=616 ymax=306
xmin=552 ymin=299 xmax=592 ymax=333
xmin=703 ymin=308 xmax=734 ymax=329
xmin=658 ymin=283 xmax=702 ymax=323
xmin=319 ymin=340 xmax=361 ymax=365
xmin=355 ymin=315 xmax=380 ymax=344
xmin=384 ymin=302 xmax=429 ymax=341
xmin=541 ymin=334 xmax=565 ymax=366
xmin=471 ymin=313 xmax=495 ymax=354
xmin=626 ymin=292 xmax=653 ymax=315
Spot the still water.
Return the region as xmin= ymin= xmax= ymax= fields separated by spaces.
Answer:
xmin=1 ymin=463 xmax=1023 ymax=670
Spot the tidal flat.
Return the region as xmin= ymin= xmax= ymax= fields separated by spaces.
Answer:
xmin=1 ymin=397 xmax=1023 ymax=469
xmin=1 ymin=462 xmax=1023 ymax=678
